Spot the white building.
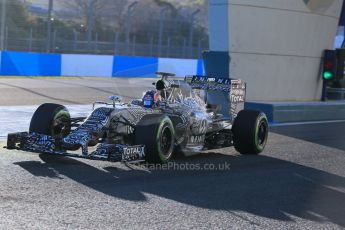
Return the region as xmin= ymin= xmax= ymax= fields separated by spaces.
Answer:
xmin=208 ymin=0 xmax=344 ymax=101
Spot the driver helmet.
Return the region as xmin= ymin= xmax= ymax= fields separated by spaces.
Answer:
xmin=143 ymin=90 xmax=161 ymax=108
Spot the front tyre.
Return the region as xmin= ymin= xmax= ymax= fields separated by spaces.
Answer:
xmin=134 ymin=114 xmax=175 ymax=163
xmin=29 ymin=103 xmax=71 ymax=139
xmin=232 ymin=110 xmax=268 ymax=155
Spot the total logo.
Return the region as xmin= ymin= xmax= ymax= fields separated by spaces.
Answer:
xmin=123 ymin=146 xmax=145 ymax=159
xmin=303 ymin=0 xmax=336 ymax=13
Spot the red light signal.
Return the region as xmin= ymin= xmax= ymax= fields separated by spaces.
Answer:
xmin=324 ymin=61 xmax=333 ymax=70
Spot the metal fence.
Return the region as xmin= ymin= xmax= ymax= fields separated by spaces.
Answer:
xmin=0 ymin=0 xmax=208 ymax=59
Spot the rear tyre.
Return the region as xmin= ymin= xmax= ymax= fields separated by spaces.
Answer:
xmin=29 ymin=103 xmax=71 ymax=139
xmin=232 ymin=110 xmax=268 ymax=155
xmin=134 ymin=114 xmax=175 ymax=163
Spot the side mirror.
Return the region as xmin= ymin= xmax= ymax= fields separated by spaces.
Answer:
xmin=109 ymin=95 xmax=122 ymax=107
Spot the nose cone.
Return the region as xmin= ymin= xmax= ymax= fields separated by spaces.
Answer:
xmin=63 ymin=131 xmax=92 ymax=150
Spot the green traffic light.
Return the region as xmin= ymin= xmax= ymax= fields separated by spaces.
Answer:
xmin=323 ymin=71 xmax=333 ymax=80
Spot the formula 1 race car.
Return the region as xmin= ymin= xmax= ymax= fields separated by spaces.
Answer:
xmin=6 ymin=72 xmax=268 ymax=164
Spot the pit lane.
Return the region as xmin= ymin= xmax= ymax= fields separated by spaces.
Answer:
xmin=0 ymin=77 xmax=344 ymax=229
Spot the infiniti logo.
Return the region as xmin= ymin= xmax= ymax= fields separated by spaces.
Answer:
xmin=303 ymin=0 xmax=336 ymax=13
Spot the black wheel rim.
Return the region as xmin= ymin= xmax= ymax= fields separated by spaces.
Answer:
xmin=257 ymin=120 xmax=267 ymax=146
xmin=51 ymin=113 xmax=70 ymax=138
xmin=160 ymin=126 xmax=173 ymax=156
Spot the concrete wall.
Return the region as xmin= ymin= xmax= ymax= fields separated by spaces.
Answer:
xmin=0 ymin=51 xmax=204 ymax=78
xmin=208 ymin=0 xmax=344 ymax=101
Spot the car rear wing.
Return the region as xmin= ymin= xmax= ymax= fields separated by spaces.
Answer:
xmin=185 ymin=75 xmax=231 ymax=92
xmin=185 ymin=75 xmax=246 ymax=101
xmin=185 ymin=75 xmax=246 ymax=122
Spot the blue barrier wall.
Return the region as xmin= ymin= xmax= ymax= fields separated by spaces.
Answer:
xmin=113 ymin=56 xmax=159 ymax=77
xmin=0 ymin=51 xmax=203 ymax=77
xmin=0 ymin=51 xmax=61 ymax=76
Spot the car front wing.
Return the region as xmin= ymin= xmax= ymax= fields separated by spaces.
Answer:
xmin=6 ymin=132 xmax=145 ymax=163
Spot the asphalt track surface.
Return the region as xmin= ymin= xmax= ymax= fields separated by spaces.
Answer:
xmin=0 ymin=78 xmax=345 ymax=229
xmin=0 ymin=77 xmax=152 ymax=106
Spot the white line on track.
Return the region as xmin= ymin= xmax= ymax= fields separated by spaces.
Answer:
xmin=270 ymin=119 xmax=345 ymax=127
